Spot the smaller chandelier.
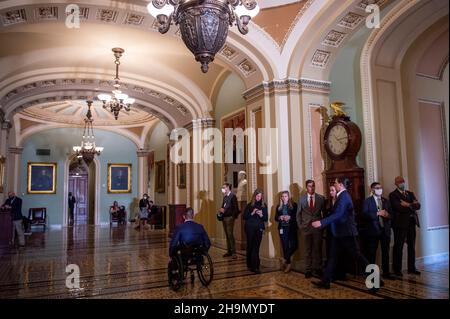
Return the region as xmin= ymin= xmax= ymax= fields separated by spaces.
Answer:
xmin=147 ymin=0 xmax=260 ymax=73
xmin=97 ymin=48 xmax=135 ymax=120
xmin=73 ymin=100 xmax=104 ymax=165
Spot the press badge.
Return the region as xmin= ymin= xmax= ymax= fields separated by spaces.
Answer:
xmin=279 ymin=228 xmax=284 ymax=235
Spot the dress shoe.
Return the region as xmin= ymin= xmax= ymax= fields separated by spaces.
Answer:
xmin=223 ymin=252 xmax=232 ymax=257
xmin=394 ymin=271 xmax=403 ymax=277
xmin=312 ymin=281 xmax=330 ymax=289
xmin=252 ymin=269 xmax=261 ymax=274
xmin=382 ymin=273 xmax=396 ymax=280
xmin=314 ymin=269 xmax=323 ymax=277
xmin=284 ymin=264 xmax=291 ymax=273
xmin=305 ymin=271 xmax=313 ymax=279
xmin=408 ymin=269 xmax=421 ymax=275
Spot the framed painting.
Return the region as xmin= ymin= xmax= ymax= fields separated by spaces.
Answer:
xmin=107 ymin=163 xmax=132 ymax=193
xmin=0 ymin=156 xmax=5 ymax=193
xmin=177 ymin=162 xmax=186 ymax=189
xmin=27 ymin=162 xmax=57 ymax=194
xmin=155 ymin=160 xmax=165 ymax=193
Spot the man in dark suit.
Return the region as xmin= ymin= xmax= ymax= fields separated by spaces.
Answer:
xmin=389 ymin=176 xmax=421 ymax=277
xmin=363 ymin=182 xmax=395 ymax=280
xmin=312 ymin=177 xmax=377 ymax=290
xmin=68 ymin=192 xmax=76 ymax=225
xmin=297 ymin=179 xmax=326 ymax=278
xmin=1 ymin=191 xmax=25 ymax=247
xmin=218 ymin=183 xmax=239 ymax=258
xmin=169 ymin=207 xmax=211 ymax=258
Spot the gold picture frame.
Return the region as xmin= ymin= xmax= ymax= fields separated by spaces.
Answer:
xmin=0 ymin=156 xmax=5 ymax=193
xmin=27 ymin=162 xmax=57 ymax=194
xmin=155 ymin=160 xmax=165 ymax=193
xmin=177 ymin=162 xmax=186 ymax=189
xmin=107 ymin=163 xmax=132 ymax=193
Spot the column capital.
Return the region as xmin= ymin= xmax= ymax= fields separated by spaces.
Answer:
xmin=136 ymin=149 xmax=152 ymax=157
xmin=243 ymin=78 xmax=331 ymax=103
xmin=8 ymin=146 xmax=23 ymax=154
xmin=184 ymin=118 xmax=215 ymax=131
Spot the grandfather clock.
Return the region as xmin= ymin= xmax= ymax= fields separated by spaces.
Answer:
xmin=323 ymin=112 xmax=365 ymax=220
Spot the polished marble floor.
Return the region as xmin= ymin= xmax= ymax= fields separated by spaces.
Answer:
xmin=0 ymin=225 xmax=448 ymax=299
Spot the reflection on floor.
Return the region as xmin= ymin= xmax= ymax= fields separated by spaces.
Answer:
xmin=0 ymin=225 xmax=448 ymax=299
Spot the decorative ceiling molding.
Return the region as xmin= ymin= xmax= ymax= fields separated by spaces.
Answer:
xmin=0 ymin=2 xmax=264 ymax=82
xmin=1 ymin=77 xmax=192 ymax=127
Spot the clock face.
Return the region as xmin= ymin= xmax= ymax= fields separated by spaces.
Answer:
xmin=327 ymin=124 xmax=349 ymax=156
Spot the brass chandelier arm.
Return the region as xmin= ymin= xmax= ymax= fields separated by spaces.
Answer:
xmin=158 ymin=12 xmax=173 ymax=34
xmin=235 ymin=11 xmax=249 ymax=35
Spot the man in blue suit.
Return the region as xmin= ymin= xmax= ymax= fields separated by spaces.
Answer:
xmin=363 ymin=182 xmax=395 ymax=280
xmin=169 ymin=207 xmax=211 ymax=258
xmin=312 ymin=177 xmax=376 ymax=289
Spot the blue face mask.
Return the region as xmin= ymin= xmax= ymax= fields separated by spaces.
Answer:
xmin=398 ymin=183 xmax=406 ymax=191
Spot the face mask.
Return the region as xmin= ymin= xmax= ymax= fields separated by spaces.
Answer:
xmin=143 ymin=196 xmax=148 ymax=200
xmin=398 ymin=183 xmax=406 ymax=191
xmin=374 ymin=189 xmax=383 ymax=196
xmin=221 ymin=188 xmax=226 ymax=194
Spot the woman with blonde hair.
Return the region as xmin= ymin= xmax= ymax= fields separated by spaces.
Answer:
xmin=275 ymin=191 xmax=298 ymax=272
xmin=243 ymin=189 xmax=268 ymax=274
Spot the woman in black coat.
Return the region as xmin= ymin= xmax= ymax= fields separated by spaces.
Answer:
xmin=243 ymin=188 xmax=268 ymax=274
xmin=275 ymin=191 xmax=298 ymax=273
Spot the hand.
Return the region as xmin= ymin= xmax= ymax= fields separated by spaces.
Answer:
xmin=312 ymin=221 xmax=321 ymax=228
xmin=377 ymin=209 xmax=387 ymax=217
xmin=252 ymin=208 xmax=258 ymax=215
xmin=257 ymin=210 xmax=263 ymax=217
xmin=400 ymin=200 xmax=410 ymax=207
xmin=219 ymin=208 xmax=225 ymax=213
xmin=284 ymin=215 xmax=291 ymax=221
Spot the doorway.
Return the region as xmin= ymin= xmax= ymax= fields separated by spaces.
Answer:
xmin=68 ymin=158 xmax=95 ymax=225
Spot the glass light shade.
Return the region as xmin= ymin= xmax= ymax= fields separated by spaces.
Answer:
xmin=73 ymin=146 xmax=82 ymax=152
xmin=98 ymin=93 xmax=111 ymax=101
xmin=124 ymin=97 xmax=135 ymax=104
xmin=115 ymin=93 xmax=128 ymax=100
xmin=234 ymin=3 xmax=259 ymax=18
xmin=147 ymin=2 xmax=174 ymax=18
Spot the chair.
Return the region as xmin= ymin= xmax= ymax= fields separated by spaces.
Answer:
xmin=28 ymin=207 xmax=47 ymax=231
xmin=110 ymin=206 xmax=127 ymax=226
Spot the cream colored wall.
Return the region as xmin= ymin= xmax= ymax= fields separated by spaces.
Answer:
xmin=400 ymin=36 xmax=449 ymax=260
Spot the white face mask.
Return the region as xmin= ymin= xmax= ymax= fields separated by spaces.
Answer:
xmin=374 ymin=189 xmax=383 ymax=197
xmin=221 ymin=188 xmax=226 ymax=194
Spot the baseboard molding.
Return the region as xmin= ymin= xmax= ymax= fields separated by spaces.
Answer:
xmin=416 ymin=252 xmax=449 ymax=265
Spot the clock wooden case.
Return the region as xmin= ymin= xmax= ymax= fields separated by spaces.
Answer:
xmin=323 ymin=115 xmax=365 ymax=218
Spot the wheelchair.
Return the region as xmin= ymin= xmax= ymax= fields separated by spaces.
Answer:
xmin=168 ymin=244 xmax=214 ymax=291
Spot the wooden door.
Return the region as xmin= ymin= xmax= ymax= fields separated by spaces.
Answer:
xmin=69 ymin=175 xmax=89 ymax=225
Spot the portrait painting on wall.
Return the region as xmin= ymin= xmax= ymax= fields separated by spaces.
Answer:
xmin=177 ymin=162 xmax=186 ymax=189
xmin=0 ymin=156 xmax=5 ymax=193
xmin=108 ymin=163 xmax=132 ymax=193
xmin=27 ymin=162 xmax=57 ymax=194
xmin=155 ymin=160 xmax=165 ymax=193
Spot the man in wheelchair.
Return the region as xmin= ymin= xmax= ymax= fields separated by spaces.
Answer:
xmin=169 ymin=207 xmax=211 ymax=259
xmin=168 ymin=207 xmax=213 ymax=289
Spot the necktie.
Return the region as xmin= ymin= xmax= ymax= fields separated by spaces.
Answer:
xmin=377 ymin=197 xmax=384 ymax=228
xmin=309 ymin=196 xmax=314 ymax=209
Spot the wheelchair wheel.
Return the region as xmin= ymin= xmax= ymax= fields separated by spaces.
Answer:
xmin=168 ymin=256 xmax=184 ymax=291
xmin=197 ymin=251 xmax=214 ymax=286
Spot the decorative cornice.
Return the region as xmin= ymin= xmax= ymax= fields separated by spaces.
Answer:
xmin=136 ymin=149 xmax=152 ymax=157
xmin=184 ymin=118 xmax=215 ymax=131
xmin=243 ymin=78 xmax=331 ymax=102
xmin=8 ymin=146 xmax=23 ymax=154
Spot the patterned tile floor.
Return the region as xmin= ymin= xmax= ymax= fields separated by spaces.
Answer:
xmin=0 ymin=225 xmax=447 ymax=299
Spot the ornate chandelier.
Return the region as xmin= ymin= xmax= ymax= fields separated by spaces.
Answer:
xmin=147 ymin=0 xmax=260 ymax=73
xmin=72 ymin=101 xmax=104 ymax=165
xmin=97 ymin=48 xmax=135 ymax=120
